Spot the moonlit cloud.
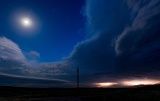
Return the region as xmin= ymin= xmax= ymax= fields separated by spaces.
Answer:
xmin=115 ymin=0 xmax=160 ymax=76
xmin=0 ymin=37 xmax=26 ymax=61
xmin=0 ymin=37 xmax=69 ymax=78
xmin=115 ymin=0 xmax=160 ymax=55
xmin=29 ymin=51 xmax=40 ymax=58
xmin=0 ymin=37 xmax=71 ymax=87
xmin=25 ymin=50 xmax=40 ymax=64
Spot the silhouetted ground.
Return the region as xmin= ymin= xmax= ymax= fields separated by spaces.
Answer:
xmin=0 ymin=85 xmax=160 ymax=101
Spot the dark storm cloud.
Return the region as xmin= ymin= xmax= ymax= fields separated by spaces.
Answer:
xmin=68 ymin=0 xmax=130 ymax=74
xmin=115 ymin=0 xmax=160 ymax=75
xmin=65 ymin=0 xmax=160 ymax=85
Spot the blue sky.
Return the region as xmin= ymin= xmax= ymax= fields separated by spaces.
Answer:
xmin=0 ymin=0 xmax=85 ymax=62
xmin=1 ymin=0 xmax=160 ymax=87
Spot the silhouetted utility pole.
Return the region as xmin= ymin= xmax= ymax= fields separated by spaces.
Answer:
xmin=77 ymin=67 xmax=79 ymax=88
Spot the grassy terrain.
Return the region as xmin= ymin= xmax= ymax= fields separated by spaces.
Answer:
xmin=0 ymin=85 xmax=160 ymax=101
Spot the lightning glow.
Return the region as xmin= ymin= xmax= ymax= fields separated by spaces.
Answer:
xmin=122 ymin=79 xmax=160 ymax=86
xmin=94 ymin=82 xmax=118 ymax=88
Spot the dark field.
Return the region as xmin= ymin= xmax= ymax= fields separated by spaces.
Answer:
xmin=0 ymin=85 xmax=160 ymax=101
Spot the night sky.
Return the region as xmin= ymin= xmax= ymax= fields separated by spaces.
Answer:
xmin=0 ymin=0 xmax=160 ymax=88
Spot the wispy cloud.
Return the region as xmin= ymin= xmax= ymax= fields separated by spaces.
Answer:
xmin=25 ymin=50 xmax=40 ymax=64
xmin=28 ymin=50 xmax=40 ymax=58
xmin=0 ymin=72 xmax=70 ymax=87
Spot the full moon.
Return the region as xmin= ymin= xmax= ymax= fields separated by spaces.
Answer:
xmin=21 ymin=17 xmax=32 ymax=27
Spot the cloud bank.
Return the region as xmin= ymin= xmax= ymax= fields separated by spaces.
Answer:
xmin=0 ymin=73 xmax=70 ymax=88
xmin=68 ymin=0 xmax=130 ymax=73
xmin=0 ymin=37 xmax=71 ymax=87
xmin=0 ymin=37 xmax=26 ymax=61
xmin=66 ymin=0 xmax=160 ymax=85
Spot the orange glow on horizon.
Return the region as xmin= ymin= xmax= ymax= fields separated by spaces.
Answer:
xmin=94 ymin=82 xmax=118 ymax=88
xmin=122 ymin=79 xmax=160 ymax=86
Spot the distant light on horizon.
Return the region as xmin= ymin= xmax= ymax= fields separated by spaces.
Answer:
xmin=94 ymin=82 xmax=118 ymax=88
xmin=122 ymin=79 xmax=160 ymax=86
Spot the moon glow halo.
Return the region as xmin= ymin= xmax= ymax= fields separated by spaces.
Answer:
xmin=21 ymin=17 xmax=32 ymax=27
